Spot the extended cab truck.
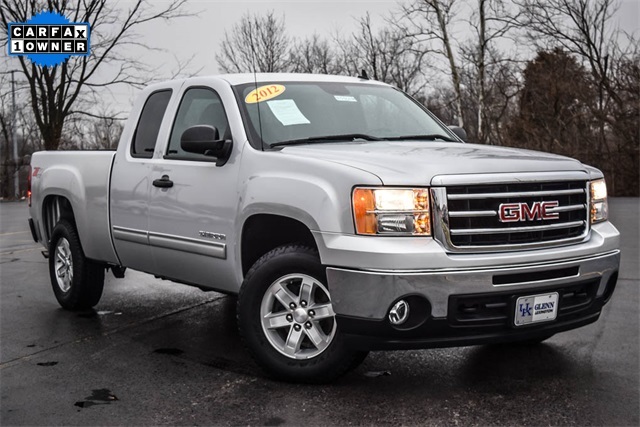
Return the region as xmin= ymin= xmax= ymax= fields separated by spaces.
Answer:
xmin=28 ymin=74 xmax=620 ymax=383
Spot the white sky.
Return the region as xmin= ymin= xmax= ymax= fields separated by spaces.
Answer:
xmin=104 ymin=0 xmax=401 ymax=112
xmin=169 ymin=0 xmax=399 ymax=74
xmin=108 ymin=0 xmax=640 ymax=115
xmin=148 ymin=0 xmax=639 ymax=68
xmin=3 ymin=0 xmax=639 ymax=118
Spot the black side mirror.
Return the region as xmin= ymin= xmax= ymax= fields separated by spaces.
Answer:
xmin=180 ymin=125 xmax=232 ymax=166
xmin=448 ymin=126 xmax=468 ymax=142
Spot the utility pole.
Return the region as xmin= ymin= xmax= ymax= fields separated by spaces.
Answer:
xmin=10 ymin=70 xmax=18 ymax=199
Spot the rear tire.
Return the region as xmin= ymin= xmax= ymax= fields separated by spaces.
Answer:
xmin=237 ymin=244 xmax=360 ymax=383
xmin=49 ymin=220 xmax=105 ymax=310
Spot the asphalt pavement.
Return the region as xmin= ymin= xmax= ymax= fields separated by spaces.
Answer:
xmin=1 ymin=198 xmax=638 ymax=426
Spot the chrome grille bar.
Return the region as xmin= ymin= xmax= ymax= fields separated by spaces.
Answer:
xmin=450 ymin=220 xmax=585 ymax=236
xmin=447 ymin=188 xmax=585 ymax=200
xmin=546 ymin=204 xmax=586 ymax=213
xmin=449 ymin=210 xmax=497 ymax=218
xmin=448 ymin=204 xmax=585 ymax=218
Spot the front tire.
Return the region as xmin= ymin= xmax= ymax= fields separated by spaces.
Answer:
xmin=237 ymin=245 xmax=359 ymax=383
xmin=49 ymin=220 xmax=105 ymax=310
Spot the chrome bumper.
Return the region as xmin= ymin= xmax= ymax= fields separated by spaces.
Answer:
xmin=326 ymin=249 xmax=620 ymax=320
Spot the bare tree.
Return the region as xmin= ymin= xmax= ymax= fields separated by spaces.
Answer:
xmin=516 ymin=0 xmax=639 ymax=195
xmin=0 ymin=73 xmax=13 ymax=198
xmin=401 ymin=0 xmax=518 ymax=140
xmin=463 ymin=0 xmax=518 ymax=143
xmin=289 ymin=34 xmax=345 ymax=75
xmin=516 ymin=0 xmax=617 ymax=85
xmin=0 ymin=0 xmax=191 ymax=151
xmin=0 ymin=68 xmax=42 ymax=197
xmin=348 ymin=13 xmax=429 ymax=97
xmin=481 ymin=54 xmax=522 ymax=146
xmin=602 ymin=38 xmax=639 ymax=196
xmin=516 ymin=0 xmax=618 ymax=142
xmin=62 ymin=117 xmax=120 ymax=150
xmin=401 ymin=0 xmax=465 ymax=126
xmin=92 ymin=117 xmax=123 ymax=150
xmin=475 ymin=0 xmax=487 ymax=140
xmin=216 ymin=11 xmax=290 ymax=73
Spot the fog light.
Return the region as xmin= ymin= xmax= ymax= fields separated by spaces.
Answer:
xmin=388 ymin=300 xmax=410 ymax=325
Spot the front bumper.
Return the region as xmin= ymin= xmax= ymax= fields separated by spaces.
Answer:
xmin=325 ymin=248 xmax=620 ymax=351
xmin=335 ymin=276 xmax=616 ymax=350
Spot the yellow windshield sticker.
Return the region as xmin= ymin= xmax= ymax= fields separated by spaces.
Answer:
xmin=245 ymin=84 xmax=286 ymax=104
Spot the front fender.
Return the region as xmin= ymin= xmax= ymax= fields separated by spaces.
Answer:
xmin=236 ymin=149 xmax=382 ymax=234
xmin=234 ymin=147 xmax=382 ymax=281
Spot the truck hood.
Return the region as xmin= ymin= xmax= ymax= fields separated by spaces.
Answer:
xmin=279 ymin=141 xmax=588 ymax=185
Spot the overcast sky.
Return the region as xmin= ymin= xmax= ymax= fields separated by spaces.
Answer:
xmin=105 ymin=0 xmax=404 ymax=110
xmin=148 ymin=0 xmax=639 ymax=71
xmin=3 ymin=0 xmax=638 ymax=117
xmin=98 ymin=0 xmax=637 ymax=114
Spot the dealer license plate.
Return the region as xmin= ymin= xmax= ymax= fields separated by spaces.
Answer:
xmin=514 ymin=292 xmax=559 ymax=326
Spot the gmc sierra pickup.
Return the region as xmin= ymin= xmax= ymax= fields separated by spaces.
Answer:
xmin=28 ymin=73 xmax=620 ymax=382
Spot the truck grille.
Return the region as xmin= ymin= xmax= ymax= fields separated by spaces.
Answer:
xmin=436 ymin=180 xmax=589 ymax=250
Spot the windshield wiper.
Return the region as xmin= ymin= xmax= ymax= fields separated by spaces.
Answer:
xmin=270 ymin=133 xmax=384 ymax=148
xmin=384 ymin=134 xmax=457 ymax=142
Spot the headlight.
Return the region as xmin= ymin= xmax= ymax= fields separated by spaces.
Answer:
xmin=352 ymin=187 xmax=431 ymax=235
xmin=590 ymin=179 xmax=608 ymax=224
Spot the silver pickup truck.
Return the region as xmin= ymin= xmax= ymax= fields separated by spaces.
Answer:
xmin=28 ymin=73 xmax=620 ymax=382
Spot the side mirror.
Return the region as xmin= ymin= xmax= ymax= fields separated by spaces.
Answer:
xmin=180 ymin=125 xmax=232 ymax=166
xmin=448 ymin=126 xmax=468 ymax=142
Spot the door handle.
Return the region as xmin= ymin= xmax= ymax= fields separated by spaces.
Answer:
xmin=153 ymin=175 xmax=174 ymax=188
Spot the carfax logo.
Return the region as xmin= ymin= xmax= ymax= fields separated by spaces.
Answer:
xmin=7 ymin=11 xmax=90 ymax=67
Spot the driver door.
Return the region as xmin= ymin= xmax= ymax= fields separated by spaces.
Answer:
xmin=146 ymin=81 xmax=240 ymax=292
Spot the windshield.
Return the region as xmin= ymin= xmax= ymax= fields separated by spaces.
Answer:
xmin=233 ymin=81 xmax=458 ymax=147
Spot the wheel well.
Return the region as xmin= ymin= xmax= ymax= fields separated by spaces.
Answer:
xmin=241 ymin=214 xmax=318 ymax=276
xmin=42 ymin=195 xmax=75 ymax=242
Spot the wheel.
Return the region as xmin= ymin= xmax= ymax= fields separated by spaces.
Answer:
xmin=49 ymin=219 xmax=105 ymax=310
xmin=237 ymin=245 xmax=360 ymax=383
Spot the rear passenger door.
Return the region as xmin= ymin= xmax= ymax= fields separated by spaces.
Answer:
xmin=110 ymin=87 xmax=175 ymax=274
xmin=146 ymin=81 xmax=241 ymax=292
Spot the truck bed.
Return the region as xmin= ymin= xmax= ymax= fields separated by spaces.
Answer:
xmin=29 ymin=151 xmax=119 ymax=265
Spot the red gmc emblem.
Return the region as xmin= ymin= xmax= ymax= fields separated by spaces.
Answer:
xmin=498 ymin=201 xmax=560 ymax=222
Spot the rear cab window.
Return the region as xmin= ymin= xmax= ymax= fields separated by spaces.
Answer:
xmin=131 ymin=90 xmax=173 ymax=158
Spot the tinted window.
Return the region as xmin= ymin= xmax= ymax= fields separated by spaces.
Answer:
xmin=131 ymin=90 xmax=172 ymax=158
xmin=166 ymin=87 xmax=229 ymax=160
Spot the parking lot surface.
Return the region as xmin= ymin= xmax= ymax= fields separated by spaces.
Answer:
xmin=1 ymin=198 xmax=638 ymax=426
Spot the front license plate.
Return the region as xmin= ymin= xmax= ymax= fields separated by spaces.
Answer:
xmin=514 ymin=292 xmax=559 ymax=326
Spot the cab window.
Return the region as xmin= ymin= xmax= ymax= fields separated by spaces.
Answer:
xmin=166 ymin=87 xmax=230 ymax=160
xmin=131 ymin=90 xmax=172 ymax=158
